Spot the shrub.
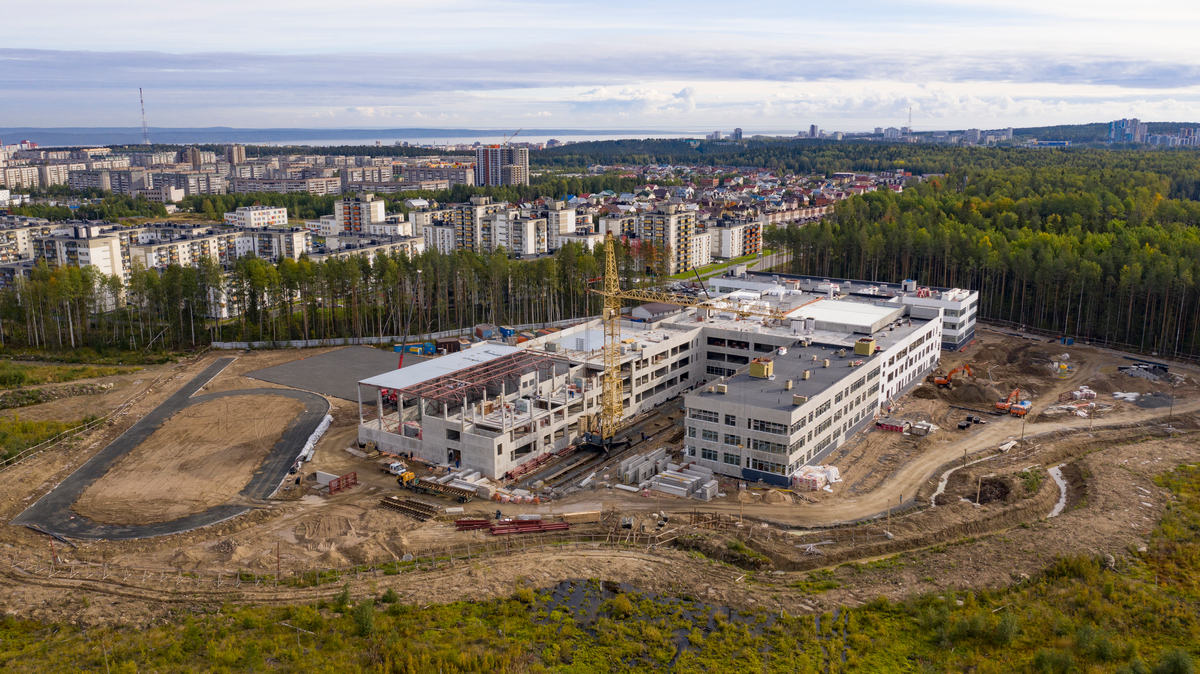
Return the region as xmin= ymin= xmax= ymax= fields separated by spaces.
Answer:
xmin=353 ymin=599 xmax=375 ymax=636
xmin=381 ymin=588 xmax=399 ymax=604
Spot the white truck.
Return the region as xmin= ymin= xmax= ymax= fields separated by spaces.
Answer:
xmin=381 ymin=460 xmax=409 ymax=476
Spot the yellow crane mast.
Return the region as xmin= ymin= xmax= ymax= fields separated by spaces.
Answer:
xmin=590 ymin=232 xmax=793 ymax=444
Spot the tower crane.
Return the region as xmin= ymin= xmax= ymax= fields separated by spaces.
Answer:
xmin=502 ymin=128 xmax=522 ymax=146
xmin=587 ymin=232 xmax=796 ymax=446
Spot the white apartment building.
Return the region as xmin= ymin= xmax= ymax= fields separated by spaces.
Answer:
xmin=422 ymin=224 xmax=457 ymax=255
xmin=543 ymin=201 xmax=577 ymax=251
xmin=335 ymin=193 xmax=387 ymax=234
xmin=224 ymin=206 xmax=289 ymax=229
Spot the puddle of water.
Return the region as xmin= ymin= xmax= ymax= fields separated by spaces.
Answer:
xmin=537 ymin=579 xmax=773 ymax=665
xmin=1048 ymin=465 xmax=1068 ymax=517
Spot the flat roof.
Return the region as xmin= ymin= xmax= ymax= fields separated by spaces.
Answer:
xmin=689 ymin=316 xmax=931 ymax=412
xmin=359 ymin=343 xmax=523 ymax=390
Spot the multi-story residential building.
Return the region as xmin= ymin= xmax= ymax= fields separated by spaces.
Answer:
xmin=1109 ymin=118 xmax=1148 ymax=144
xmin=709 ymin=219 xmax=762 ymax=259
xmin=1 ymin=167 xmax=40 ymax=189
xmin=129 ymin=152 xmax=177 ymax=167
xmin=38 ymin=163 xmax=85 ymax=186
xmin=70 ymin=148 xmax=111 ymax=160
xmin=475 ymin=146 xmax=529 ymax=186
xmin=309 ymin=233 xmax=425 ymax=264
xmin=422 ymin=224 xmax=457 ymax=255
xmin=339 ymin=166 xmax=393 ymax=191
xmin=401 ymin=163 xmax=475 ymax=186
xmin=225 ymin=144 xmax=247 ymax=165
xmin=450 ymin=196 xmax=506 ymax=252
xmin=156 ymin=171 xmax=225 ymax=196
xmin=636 ymin=204 xmax=696 ymax=274
xmin=68 ymin=169 xmax=153 ymax=195
xmin=230 ymin=177 xmax=341 ymax=195
xmin=223 ymin=205 xmax=289 ymax=229
xmin=542 ymin=201 xmax=577 ymax=251
xmin=486 ymin=209 xmax=547 ymax=256
xmin=335 ymin=193 xmax=387 ymax=234
xmin=599 ymin=214 xmax=638 ymax=237
xmin=36 ymin=224 xmax=126 ymax=279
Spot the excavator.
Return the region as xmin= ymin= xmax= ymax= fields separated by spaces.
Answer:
xmin=934 ymin=363 xmax=972 ymax=388
xmin=996 ymin=388 xmax=1031 ymax=417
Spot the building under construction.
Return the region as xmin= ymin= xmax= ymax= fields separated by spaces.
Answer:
xmin=357 ymin=282 xmax=944 ymax=485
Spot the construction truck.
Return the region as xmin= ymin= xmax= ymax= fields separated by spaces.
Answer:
xmin=395 ymin=471 xmax=418 ymax=487
xmin=400 ymin=475 xmax=475 ymax=503
xmin=381 ymin=460 xmax=409 ymax=476
xmin=1009 ymin=400 xmax=1032 ymax=417
xmin=934 ymin=363 xmax=972 ymax=388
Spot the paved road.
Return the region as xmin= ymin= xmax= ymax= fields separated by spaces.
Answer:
xmin=11 ymin=358 xmax=330 ymax=540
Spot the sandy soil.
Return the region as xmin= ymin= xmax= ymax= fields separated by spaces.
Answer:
xmin=3 ymin=336 xmax=1200 ymax=627
xmin=72 ymin=394 xmax=306 ymax=525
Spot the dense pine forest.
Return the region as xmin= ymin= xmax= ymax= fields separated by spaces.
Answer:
xmin=766 ymin=165 xmax=1200 ymax=358
xmin=3 ymin=144 xmax=1200 ymax=361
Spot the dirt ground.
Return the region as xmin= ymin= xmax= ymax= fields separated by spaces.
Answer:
xmin=2 ymin=334 xmax=1200 ymax=626
xmin=73 ymin=394 xmax=306 ymax=525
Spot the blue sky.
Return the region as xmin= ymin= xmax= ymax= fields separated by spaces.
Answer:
xmin=3 ymin=0 xmax=1199 ymax=131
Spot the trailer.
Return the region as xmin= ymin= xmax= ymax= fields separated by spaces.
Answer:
xmin=401 ymin=476 xmax=477 ymax=503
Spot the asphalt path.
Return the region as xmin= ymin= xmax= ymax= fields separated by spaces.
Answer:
xmin=11 ymin=358 xmax=330 ymax=540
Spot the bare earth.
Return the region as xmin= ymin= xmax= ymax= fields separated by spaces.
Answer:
xmin=72 ymin=394 xmax=305 ymax=525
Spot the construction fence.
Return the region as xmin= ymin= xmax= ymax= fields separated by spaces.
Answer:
xmin=210 ymin=317 xmax=594 ymax=351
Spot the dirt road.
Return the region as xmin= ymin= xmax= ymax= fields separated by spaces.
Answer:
xmin=587 ymin=396 xmax=1199 ymax=527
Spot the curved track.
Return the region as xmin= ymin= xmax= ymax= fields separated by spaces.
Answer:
xmin=10 ymin=358 xmax=330 ymax=540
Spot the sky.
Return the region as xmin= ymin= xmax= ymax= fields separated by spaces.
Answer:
xmin=3 ymin=0 xmax=1200 ymax=133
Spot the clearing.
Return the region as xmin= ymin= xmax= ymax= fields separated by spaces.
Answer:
xmin=72 ymin=394 xmax=305 ymax=525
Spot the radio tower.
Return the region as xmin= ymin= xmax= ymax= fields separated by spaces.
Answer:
xmin=139 ymin=88 xmax=150 ymax=145
xmin=907 ymin=106 xmax=913 ymax=134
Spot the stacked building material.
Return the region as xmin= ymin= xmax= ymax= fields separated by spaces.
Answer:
xmin=619 ymin=448 xmax=668 ymax=485
xmin=489 ymin=520 xmax=570 ymax=536
xmin=455 ymin=518 xmax=492 ymax=531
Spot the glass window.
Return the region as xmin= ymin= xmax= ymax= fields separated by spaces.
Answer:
xmin=701 ymin=428 xmax=719 ymax=441
xmin=725 ymin=414 xmax=737 ymax=426
xmin=724 ymin=434 xmax=742 ymax=446
xmin=689 ymin=408 xmax=718 ymax=423
xmin=701 ymin=447 xmax=717 ymax=461
xmin=722 ymin=452 xmax=741 ymax=466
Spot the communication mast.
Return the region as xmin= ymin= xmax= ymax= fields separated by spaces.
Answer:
xmin=907 ymin=107 xmax=912 ymax=134
xmin=139 ymin=88 xmax=150 ymax=145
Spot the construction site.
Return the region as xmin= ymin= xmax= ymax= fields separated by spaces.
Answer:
xmin=2 ymin=252 xmax=1199 ymax=626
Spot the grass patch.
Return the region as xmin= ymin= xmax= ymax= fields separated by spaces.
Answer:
xmin=0 ymin=415 xmax=96 ymax=461
xmin=0 ymin=361 xmax=141 ymax=389
xmin=1022 ymin=468 xmax=1045 ymax=494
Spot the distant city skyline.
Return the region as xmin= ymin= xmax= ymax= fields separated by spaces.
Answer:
xmin=3 ymin=1 xmax=1200 ymax=130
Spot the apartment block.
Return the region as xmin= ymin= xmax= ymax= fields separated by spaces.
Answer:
xmin=422 ymin=224 xmax=457 ymax=255
xmin=223 ymin=205 xmax=289 ymax=228
xmin=636 ymin=204 xmax=696 ymax=274
xmin=401 ymin=163 xmax=475 ymax=186
xmin=157 ymin=171 xmax=225 ymax=196
xmin=230 ymin=177 xmax=341 ymax=195
xmin=475 ymin=146 xmax=529 ymax=186
xmin=1 ymin=167 xmax=40 ymax=189
xmin=335 ymin=193 xmax=387 ymax=234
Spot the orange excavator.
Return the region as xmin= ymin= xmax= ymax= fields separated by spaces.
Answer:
xmin=996 ymin=388 xmax=1020 ymax=412
xmin=996 ymin=388 xmax=1031 ymax=417
xmin=934 ymin=363 xmax=972 ymax=388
